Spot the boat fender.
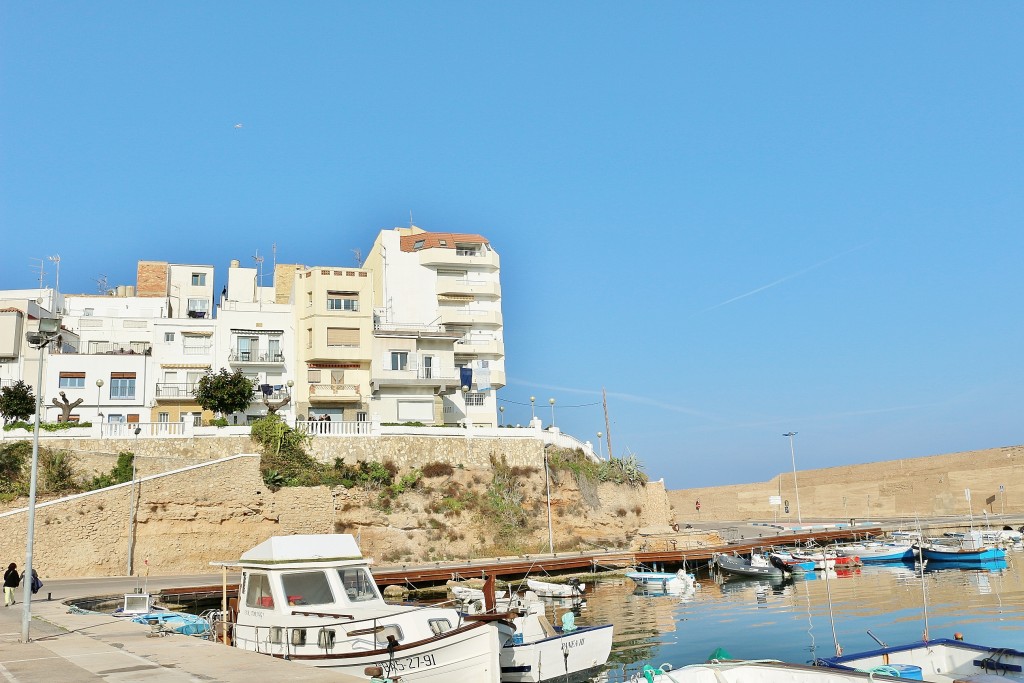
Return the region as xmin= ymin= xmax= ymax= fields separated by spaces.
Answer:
xmin=641 ymin=664 xmax=665 ymax=682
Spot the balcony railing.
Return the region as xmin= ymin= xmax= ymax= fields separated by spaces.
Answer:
xmin=155 ymin=382 xmax=197 ymax=398
xmin=308 ymin=383 xmax=361 ymax=401
xmin=253 ymin=387 xmax=290 ymax=401
xmin=229 ymin=350 xmax=285 ymax=363
xmin=63 ymin=341 xmax=153 ymax=356
xmin=296 ymin=420 xmax=370 ymax=436
xmin=375 ymin=367 xmax=460 ymax=381
xmin=100 ymin=421 xmax=188 ymax=438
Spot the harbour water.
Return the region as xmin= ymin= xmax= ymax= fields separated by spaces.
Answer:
xmin=548 ymin=550 xmax=1024 ymax=680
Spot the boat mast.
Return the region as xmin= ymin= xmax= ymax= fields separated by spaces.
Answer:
xmin=602 ymin=387 xmax=613 ymax=459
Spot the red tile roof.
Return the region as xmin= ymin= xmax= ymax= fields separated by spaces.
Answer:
xmin=399 ymin=232 xmax=489 ymax=253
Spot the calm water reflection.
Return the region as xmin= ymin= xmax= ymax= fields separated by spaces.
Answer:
xmin=543 ymin=550 xmax=1024 ymax=680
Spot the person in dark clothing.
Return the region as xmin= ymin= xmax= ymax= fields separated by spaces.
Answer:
xmin=4 ymin=563 xmax=19 ymax=606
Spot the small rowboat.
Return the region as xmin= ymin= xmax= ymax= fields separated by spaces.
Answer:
xmin=525 ymin=578 xmax=585 ymax=598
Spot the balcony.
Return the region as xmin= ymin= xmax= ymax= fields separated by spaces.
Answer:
xmin=454 ymin=334 xmax=504 ymax=356
xmin=373 ymin=321 xmax=462 ymax=340
xmin=252 ymin=386 xmax=291 ymax=402
xmin=228 ymin=350 xmax=285 ymax=365
xmin=371 ymin=367 xmax=461 ymax=390
xmin=436 ymin=277 xmax=501 ymax=298
xmin=63 ymin=341 xmax=153 ymax=356
xmin=419 ymin=248 xmax=499 ymax=271
xmin=155 ymin=383 xmax=197 ymax=400
xmin=308 ymin=383 xmax=361 ymax=403
xmin=439 ymin=307 xmax=503 ymax=327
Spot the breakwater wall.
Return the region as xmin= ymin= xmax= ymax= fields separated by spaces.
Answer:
xmin=669 ymin=445 xmax=1024 ymax=522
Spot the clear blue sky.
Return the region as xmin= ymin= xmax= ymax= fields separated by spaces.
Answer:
xmin=3 ymin=3 xmax=1022 ymax=488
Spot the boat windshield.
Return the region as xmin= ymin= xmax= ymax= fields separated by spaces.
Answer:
xmin=337 ymin=568 xmax=380 ymax=603
xmin=281 ymin=571 xmax=335 ymax=606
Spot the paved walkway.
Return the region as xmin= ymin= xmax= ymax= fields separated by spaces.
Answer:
xmin=0 ymin=574 xmax=363 ymax=682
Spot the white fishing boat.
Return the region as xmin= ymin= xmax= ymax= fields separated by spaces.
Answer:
xmin=833 ymin=541 xmax=914 ymax=563
xmin=501 ymin=600 xmax=613 ymax=683
xmin=629 ymin=660 xmax=908 ymax=681
xmin=816 ymin=636 xmax=1024 ymax=681
xmin=450 ymin=585 xmax=613 ymax=682
xmin=226 ymin=534 xmax=514 ymax=682
xmin=525 ymin=578 xmax=585 ymax=598
xmin=625 ymin=569 xmax=699 ymax=595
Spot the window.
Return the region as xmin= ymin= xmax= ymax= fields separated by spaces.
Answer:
xmin=327 ymin=291 xmax=359 ymax=311
xmin=244 ymin=573 xmax=275 ymax=609
xmin=336 ymin=568 xmax=380 ymax=603
xmin=281 ymin=571 xmax=335 ymax=606
xmin=187 ymin=298 xmax=209 ymax=318
xmin=413 ymin=239 xmax=425 ymax=250
xmin=307 ymin=369 xmax=321 ymax=383
xmin=422 ymin=355 xmax=433 ymax=379
xmin=307 ymin=328 xmax=313 ymax=349
xmin=164 ymin=332 xmax=175 ymax=342
xmin=428 ymin=619 xmax=452 ymax=635
xmin=390 ymin=352 xmax=408 ymax=371
xmin=465 ymin=392 xmax=485 ymax=407
xmin=83 ymin=308 xmax=94 ymax=317
xmin=307 ymin=291 xmax=313 ymax=307
xmin=157 ymin=413 xmax=169 ymax=423
xmin=327 ymin=327 xmax=359 ymax=347
xmin=110 ymin=373 xmax=136 ymax=400
xmin=191 ymin=273 xmax=206 ymax=286
xmin=58 ymin=372 xmax=85 ymax=389
xmin=318 ymin=629 xmax=337 ymax=649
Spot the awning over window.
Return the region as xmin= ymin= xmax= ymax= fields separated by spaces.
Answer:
xmin=231 ymin=329 xmax=284 ymax=335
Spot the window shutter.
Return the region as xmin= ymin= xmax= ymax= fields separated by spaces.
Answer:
xmin=327 ymin=327 xmax=359 ymax=347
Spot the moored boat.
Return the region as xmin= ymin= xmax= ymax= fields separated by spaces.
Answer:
xmin=525 ymin=578 xmax=585 ymax=598
xmin=227 ymin=534 xmax=513 ymax=682
xmin=629 ymin=660 xmax=907 ymax=681
xmin=500 ymin=600 xmax=613 ymax=683
xmin=833 ymin=541 xmax=914 ymax=563
xmin=714 ymin=552 xmax=784 ymax=578
xmin=815 ymin=636 xmax=1024 ymax=681
xmin=917 ymin=531 xmax=1007 ymax=563
xmin=625 ymin=569 xmax=699 ymax=595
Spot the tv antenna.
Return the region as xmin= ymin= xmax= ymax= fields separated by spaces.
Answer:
xmin=95 ymin=274 xmax=109 ymax=294
xmin=352 ymin=248 xmax=363 ymax=268
xmin=253 ymin=249 xmax=264 ymax=311
xmin=48 ymin=255 xmax=61 ymax=294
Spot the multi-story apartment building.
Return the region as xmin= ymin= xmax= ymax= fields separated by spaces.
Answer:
xmin=136 ymin=261 xmax=215 ymax=319
xmin=364 ymin=226 xmax=505 ymax=426
xmin=291 ymin=265 xmax=374 ymax=424
xmin=213 ymin=260 xmax=299 ymax=424
xmin=0 ymin=293 xmax=74 ymax=416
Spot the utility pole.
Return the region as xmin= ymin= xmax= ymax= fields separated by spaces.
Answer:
xmin=602 ymin=386 xmax=613 ymax=459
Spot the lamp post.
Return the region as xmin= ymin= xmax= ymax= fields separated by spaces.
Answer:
xmin=127 ymin=426 xmax=142 ymax=575
xmin=783 ymin=432 xmax=802 ymax=523
xmin=498 ymin=405 xmax=504 ymax=426
xmin=548 ymin=398 xmax=555 ymax=428
xmin=96 ymin=378 xmax=104 ymax=427
xmin=529 ymin=396 xmax=536 ymax=422
xmin=597 ymin=431 xmax=604 ymax=459
xmin=461 ymin=386 xmax=469 ymax=426
xmin=22 ymin=316 xmax=61 ymax=642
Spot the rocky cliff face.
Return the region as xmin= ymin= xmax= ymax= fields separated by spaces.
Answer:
xmin=0 ymin=452 xmax=672 ymax=578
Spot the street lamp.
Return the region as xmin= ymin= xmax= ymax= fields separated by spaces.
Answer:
xmin=783 ymin=432 xmax=802 ymax=523
xmin=22 ymin=316 xmax=61 ymax=642
xmin=529 ymin=396 xmax=536 ymax=421
xmin=461 ymin=386 xmax=469 ymax=426
xmin=548 ymin=398 xmax=555 ymax=428
xmin=597 ymin=432 xmax=604 ymax=459
xmin=95 ymin=379 xmax=104 ymax=427
xmin=127 ymin=426 xmax=142 ymax=575
xmin=498 ymin=405 xmax=504 ymax=426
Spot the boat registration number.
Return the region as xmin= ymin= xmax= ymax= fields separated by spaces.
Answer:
xmin=377 ymin=653 xmax=437 ymax=675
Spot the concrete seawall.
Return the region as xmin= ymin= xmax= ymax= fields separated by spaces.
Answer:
xmin=669 ymin=444 xmax=1024 ymax=522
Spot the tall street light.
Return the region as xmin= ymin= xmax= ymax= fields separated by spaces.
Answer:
xmin=498 ymin=405 xmax=504 ymax=426
xmin=127 ymin=426 xmax=142 ymax=575
xmin=783 ymin=432 xmax=802 ymax=523
xmin=529 ymin=396 xmax=536 ymax=422
xmin=548 ymin=398 xmax=555 ymax=428
xmin=597 ymin=432 xmax=604 ymax=459
xmin=22 ymin=316 xmax=61 ymax=642
xmin=95 ymin=379 xmax=104 ymax=429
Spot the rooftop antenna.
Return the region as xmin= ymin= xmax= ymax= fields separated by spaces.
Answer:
xmin=253 ymin=250 xmax=264 ymax=311
xmin=29 ymin=258 xmax=46 ymax=304
xmin=272 ymin=241 xmax=277 ymax=275
xmin=48 ymin=255 xmax=61 ymax=295
xmin=95 ymin=274 xmax=109 ymax=295
xmin=352 ymin=248 xmax=363 ymax=268
xmin=409 ymin=210 xmax=414 ymax=228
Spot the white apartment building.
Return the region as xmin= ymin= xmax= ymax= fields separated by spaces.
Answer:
xmin=213 ymin=259 xmax=298 ymax=425
xmin=364 ymin=226 xmax=505 ymax=426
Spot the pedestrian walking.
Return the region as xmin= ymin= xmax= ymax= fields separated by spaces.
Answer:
xmin=3 ymin=563 xmax=19 ymax=606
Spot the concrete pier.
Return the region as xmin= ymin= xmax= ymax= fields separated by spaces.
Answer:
xmin=0 ymin=574 xmax=362 ymax=682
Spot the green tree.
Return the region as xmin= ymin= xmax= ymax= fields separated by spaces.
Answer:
xmin=193 ymin=368 xmax=254 ymax=418
xmin=0 ymin=380 xmax=35 ymax=425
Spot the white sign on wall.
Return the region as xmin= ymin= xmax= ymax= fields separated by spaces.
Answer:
xmin=769 ymin=496 xmax=782 ymax=506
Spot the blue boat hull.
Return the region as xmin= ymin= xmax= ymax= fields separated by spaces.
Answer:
xmin=920 ymin=547 xmax=1006 ymax=563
